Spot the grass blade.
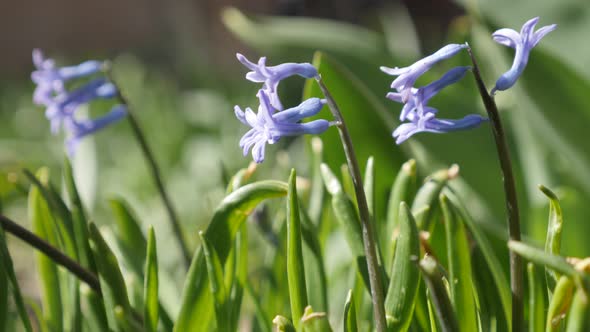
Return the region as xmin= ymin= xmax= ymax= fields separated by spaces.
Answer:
xmin=384 ymin=159 xmax=417 ymax=271
xmin=539 ymin=185 xmax=564 ymax=293
xmin=384 ymin=202 xmax=420 ymax=331
xmin=412 ymin=165 xmax=458 ymax=231
xmin=0 ymin=226 xmax=33 ymax=332
xmin=419 ymin=256 xmax=459 ymax=332
xmin=89 ymin=222 xmax=131 ymax=331
xmin=565 ymin=288 xmax=590 ymax=332
xmin=527 ymin=263 xmax=546 ymax=332
xmin=546 ymin=276 xmax=575 ymax=332
xmin=343 ymin=290 xmax=358 ymax=332
xmin=28 ymin=170 xmax=63 ymax=332
xmin=144 ymin=227 xmax=158 ymax=332
xmin=440 ymin=194 xmax=477 ymax=332
xmin=320 ymin=163 xmax=369 ymax=290
xmin=198 ymin=231 xmax=229 ymax=332
xmin=363 ymin=156 xmax=375 ymax=219
xmin=286 ymin=169 xmax=308 ymax=328
xmin=174 ymin=180 xmax=288 ymax=332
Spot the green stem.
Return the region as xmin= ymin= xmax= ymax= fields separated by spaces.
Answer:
xmin=316 ymin=77 xmax=387 ymax=332
xmin=0 ymin=214 xmax=101 ymax=293
xmin=467 ymin=47 xmax=523 ymax=332
xmin=107 ymin=75 xmax=191 ymax=268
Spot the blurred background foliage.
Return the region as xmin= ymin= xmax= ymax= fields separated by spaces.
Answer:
xmin=0 ymin=0 xmax=589 ymax=329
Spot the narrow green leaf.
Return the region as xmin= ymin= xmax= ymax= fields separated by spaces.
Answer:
xmin=300 ymin=306 xmax=333 ymax=332
xmin=199 ymin=231 xmax=229 ymax=332
xmin=425 ymin=288 xmax=440 ymax=332
xmin=300 ymin=209 xmax=328 ymax=312
xmin=412 ymin=165 xmax=458 ymax=231
xmin=144 ymin=227 xmax=158 ymax=332
xmin=546 ymin=276 xmax=575 ymax=332
xmin=286 ymin=169 xmax=308 ymax=329
xmin=440 ymin=194 xmax=477 ymax=332
xmin=444 ymin=187 xmax=511 ymax=329
xmin=89 ymin=222 xmax=131 ymax=331
xmin=28 ymin=170 xmax=63 ymax=332
xmin=343 ymin=290 xmax=358 ymax=332
xmin=508 ymin=241 xmax=580 ymax=279
xmin=226 ymin=162 xmax=256 ymax=194
xmin=114 ymin=305 xmax=144 ymax=332
xmin=0 ymin=227 xmax=33 ymax=332
xmin=565 ymin=288 xmax=590 ymax=332
xmin=243 ymin=281 xmax=272 ymax=332
xmin=109 ymin=198 xmax=147 ymax=275
xmin=384 ymin=202 xmax=420 ymax=332
xmin=384 ymin=159 xmax=417 ymax=270
xmin=174 ymin=180 xmax=288 ymax=332
xmin=63 ymin=157 xmax=96 ymax=271
xmin=273 ymin=315 xmax=296 ymax=332
xmin=363 ymin=157 xmax=375 ymax=219
xmin=419 ymin=256 xmax=459 ymax=332
xmin=307 ymin=137 xmax=325 ymax=225
xmin=340 ymin=164 xmax=356 ymax=205
xmin=80 ymin=283 xmax=109 ymax=332
xmin=527 ymin=263 xmax=546 ymax=332
xmin=539 ymin=185 xmax=564 ymax=292
xmin=227 ymin=223 xmax=248 ymax=331
xmin=319 ymin=163 xmax=369 ymax=290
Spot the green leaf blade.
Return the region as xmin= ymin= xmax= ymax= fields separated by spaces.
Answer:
xmin=144 ymin=226 xmax=159 ymax=332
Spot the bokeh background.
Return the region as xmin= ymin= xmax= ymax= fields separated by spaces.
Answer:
xmin=1 ymin=0 xmax=589 ymax=326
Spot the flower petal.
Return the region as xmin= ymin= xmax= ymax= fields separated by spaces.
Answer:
xmin=492 ymin=28 xmax=521 ymax=49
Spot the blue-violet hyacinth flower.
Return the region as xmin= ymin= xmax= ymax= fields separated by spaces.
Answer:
xmin=491 ymin=17 xmax=556 ymax=94
xmin=31 ymin=49 xmax=103 ymax=106
xmin=387 ymin=66 xmax=471 ymax=121
xmin=64 ymin=104 xmax=127 ymax=155
xmin=235 ymin=89 xmax=330 ymax=163
xmin=32 ymin=50 xmax=126 ymax=155
xmin=45 ymin=78 xmax=118 ymax=134
xmin=380 ymin=43 xmax=467 ymax=103
xmin=236 ymin=53 xmax=318 ymax=111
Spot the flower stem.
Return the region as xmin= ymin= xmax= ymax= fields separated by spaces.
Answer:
xmin=467 ymin=47 xmax=524 ymax=332
xmin=107 ymin=75 xmax=191 ymax=268
xmin=0 ymin=214 xmax=101 ymax=293
xmin=316 ymin=77 xmax=387 ymax=332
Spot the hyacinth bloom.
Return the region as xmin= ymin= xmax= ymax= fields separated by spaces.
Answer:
xmin=492 ymin=17 xmax=557 ymax=94
xmin=235 ymin=90 xmax=330 ymax=163
xmin=236 ymin=53 xmax=318 ymax=111
xmin=387 ymin=66 xmax=471 ymax=121
xmin=380 ymin=43 xmax=468 ymax=102
xmin=45 ymin=78 xmax=118 ymax=133
xmin=31 ymin=50 xmax=126 ymax=155
xmin=393 ymin=109 xmax=486 ymax=144
xmin=31 ymin=49 xmax=103 ymax=106
xmin=64 ymin=105 xmax=127 ymax=155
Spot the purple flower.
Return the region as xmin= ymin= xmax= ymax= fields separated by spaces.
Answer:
xmin=381 ymin=43 xmax=468 ymax=102
xmin=31 ymin=49 xmax=126 ymax=155
xmin=31 ymin=49 xmax=103 ymax=105
xmin=491 ymin=17 xmax=556 ymax=94
xmin=65 ymin=105 xmax=127 ymax=155
xmin=45 ymin=78 xmax=117 ymax=133
xmin=387 ymin=66 xmax=471 ymax=121
xmin=235 ymin=90 xmax=330 ymax=163
xmin=393 ymin=107 xmax=486 ymax=144
xmin=236 ymin=53 xmax=318 ymax=111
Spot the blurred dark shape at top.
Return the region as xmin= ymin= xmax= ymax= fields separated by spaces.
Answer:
xmin=0 ymin=0 xmax=462 ymax=82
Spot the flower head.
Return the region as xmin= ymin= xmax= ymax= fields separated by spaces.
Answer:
xmin=387 ymin=66 xmax=471 ymax=121
xmin=235 ymin=89 xmax=330 ymax=163
xmin=31 ymin=49 xmax=103 ymax=105
xmin=65 ymin=105 xmax=127 ymax=155
xmin=236 ymin=53 xmax=318 ymax=111
xmin=491 ymin=17 xmax=556 ymax=94
xmin=380 ymin=43 xmax=467 ymax=102
xmin=31 ymin=50 xmax=126 ymax=155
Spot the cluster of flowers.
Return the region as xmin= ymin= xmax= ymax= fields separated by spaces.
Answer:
xmin=233 ymin=17 xmax=556 ymax=162
xmin=31 ymin=49 xmax=127 ymax=155
xmin=234 ymin=54 xmax=332 ymax=163
xmin=380 ymin=17 xmax=556 ymax=144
